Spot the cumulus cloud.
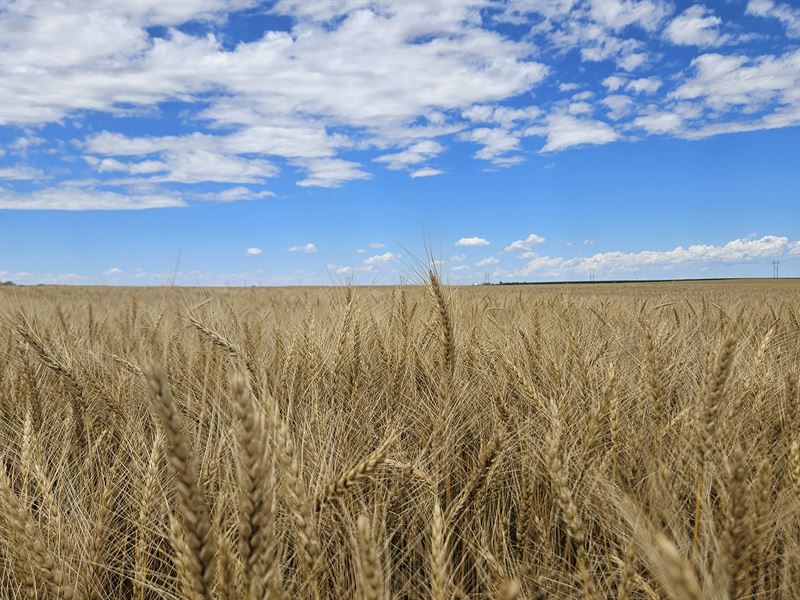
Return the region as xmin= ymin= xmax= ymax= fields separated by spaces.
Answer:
xmin=671 ymin=49 xmax=800 ymax=119
xmin=0 ymin=0 xmax=551 ymax=197
xmin=374 ymin=141 xmax=444 ymax=171
xmin=88 ymin=151 xmax=278 ymax=184
xmin=463 ymin=104 xmax=542 ymax=128
xmin=410 ymin=167 xmax=444 ymax=178
xmin=626 ymin=77 xmax=662 ymax=94
xmin=505 ymin=233 xmax=546 ymax=252
xmin=633 ymin=111 xmax=684 ymax=134
xmin=363 ymin=252 xmax=397 ymax=267
xmin=456 ymin=237 xmax=490 ymax=247
xmin=602 ymin=94 xmax=634 ymax=120
xmin=538 ymin=114 xmax=619 ymax=152
xmin=0 ymin=0 xmax=799 ymax=209
xmin=458 ymin=128 xmax=522 ymax=166
xmin=245 ymin=247 xmax=263 ymax=256
xmin=514 ymin=235 xmax=797 ymax=278
xmin=747 ymin=0 xmax=800 ymax=37
xmin=602 ymin=75 xmax=627 ymax=91
xmin=368 ymin=242 xmax=385 ymax=249
xmin=288 ymin=243 xmax=317 ymax=253
xmin=476 ymin=256 xmax=500 ymax=267
xmin=295 ymin=158 xmax=371 ymax=188
xmin=103 ymin=267 xmax=124 ymax=276
xmin=0 ymin=165 xmax=47 ymax=181
xmin=665 ymin=5 xmax=730 ymax=47
xmin=515 ymin=0 xmax=671 ymax=71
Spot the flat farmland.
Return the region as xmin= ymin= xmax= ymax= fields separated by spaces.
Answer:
xmin=0 ymin=279 xmax=798 ymax=599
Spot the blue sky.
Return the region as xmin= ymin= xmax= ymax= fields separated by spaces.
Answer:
xmin=0 ymin=0 xmax=799 ymax=285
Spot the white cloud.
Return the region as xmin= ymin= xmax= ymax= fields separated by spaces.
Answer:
xmin=505 ymin=233 xmax=546 ymax=252
xmin=368 ymin=242 xmax=385 ymax=249
xmin=97 ymin=151 xmax=278 ymax=184
xmin=463 ymin=104 xmax=542 ymax=127
xmin=0 ymin=0 xmax=549 ymax=196
xmin=0 ymin=165 xmax=47 ymax=180
xmin=288 ymin=243 xmax=317 ymax=253
xmin=450 ymin=264 xmax=470 ymax=271
xmin=602 ymin=94 xmax=634 ymax=120
xmin=0 ymin=2 xmax=548 ymax=130
xmin=587 ymin=0 xmax=672 ymax=32
xmin=633 ymin=112 xmax=684 ymax=134
xmin=410 ymin=167 xmax=444 ymax=178
xmin=458 ymin=127 xmax=522 ymax=166
xmin=476 ymin=256 xmax=500 ymax=267
xmin=374 ymin=140 xmax=444 ymax=171
xmin=521 ymin=0 xmax=670 ymax=71
xmin=326 ymin=262 xmax=355 ymax=276
xmin=517 ymin=234 xmax=798 ymax=278
xmin=671 ymin=49 xmax=800 ymax=114
xmin=246 ymin=247 xmax=263 ymax=256
xmin=584 ymin=239 xmax=596 ymax=246
xmin=456 ymin=237 xmax=490 ymax=247
xmin=538 ymin=114 xmax=619 ymax=153
xmin=665 ymin=5 xmax=731 ymax=47
xmin=1 ymin=0 xmax=798 ymax=207
xmin=194 ymin=187 xmax=275 ymax=202
xmin=568 ymin=101 xmax=593 ymax=115
xmin=295 ymin=158 xmax=371 ymax=188
xmin=602 ymin=75 xmax=627 ymax=92
xmin=103 ymin=267 xmax=124 ymax=276
xmin=747 ymin=0 xmax=800 ymax=37
xmin=450 ymin=253 xmax=466 ymax=262
xmin=626 ymin=77 xmax=662 ymax=94
xmin=617 ymin=52 xmax=648 ymax=72
xmin=363 ymin=252 xmax=397 ymax=266
xmin=0 ymin=185 xmax=185 ymax=210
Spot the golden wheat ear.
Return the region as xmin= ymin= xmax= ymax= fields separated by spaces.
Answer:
xmin=0 ymin=464 xmax=74 ymax=599
xmin=145 ymin=362 xmax=216 ymax=600
xmin=231 ymin=372 xmax=278 ymax=598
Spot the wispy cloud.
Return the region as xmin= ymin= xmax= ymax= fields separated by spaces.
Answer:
xmin=288 ymin=243 xmax=317 ymax=253
xmin=410 ymin=167 xmax=444 ymax=178
xmin=0 ymin=186 xmax=185 ymax=210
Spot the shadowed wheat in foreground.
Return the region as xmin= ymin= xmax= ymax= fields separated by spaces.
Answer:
xmin=0 ymin=277 xmax=798 ymax=599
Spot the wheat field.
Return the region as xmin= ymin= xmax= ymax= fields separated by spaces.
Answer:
xmin=0 ymin=277 xmax=798 ymax=599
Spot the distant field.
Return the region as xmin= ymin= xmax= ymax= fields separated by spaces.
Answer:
xmin=0 ymin=278 xmax=798 ymax=599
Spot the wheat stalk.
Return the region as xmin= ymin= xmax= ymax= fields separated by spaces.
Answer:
xmin=146 ymin=363 xmax=215 ymax=600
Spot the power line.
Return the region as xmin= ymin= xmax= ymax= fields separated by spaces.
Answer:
xmin=773 ymin=259 xmax=780 ymax=278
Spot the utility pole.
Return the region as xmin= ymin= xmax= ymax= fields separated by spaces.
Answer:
xmin=484 ymin=272 xmax=490 ymax=285
xmin=773 ymin=259 xmax=780 ymax=278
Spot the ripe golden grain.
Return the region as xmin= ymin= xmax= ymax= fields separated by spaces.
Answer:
xmin=0 ymin=279 xmax=795 ymax=598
